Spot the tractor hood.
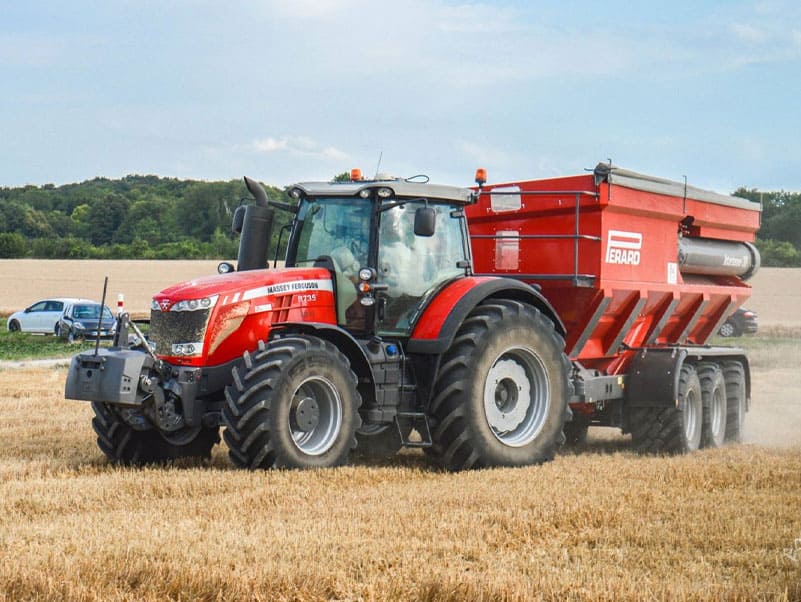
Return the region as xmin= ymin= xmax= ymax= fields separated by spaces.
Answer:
xmin=149 ymin=267 xmax=337 ymax=367
xmin=152 ymin=267 xmax=333 ymax=311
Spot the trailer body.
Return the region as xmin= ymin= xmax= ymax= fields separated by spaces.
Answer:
xmin=466 ymin=163 xmax=759 ymax=434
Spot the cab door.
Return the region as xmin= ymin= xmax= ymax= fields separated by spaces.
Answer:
xmin=376 ymin=202 xmax=468 ymax=336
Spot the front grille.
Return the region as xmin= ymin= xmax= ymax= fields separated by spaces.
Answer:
xmin=149 ymin=309 xmax=211 ymax=355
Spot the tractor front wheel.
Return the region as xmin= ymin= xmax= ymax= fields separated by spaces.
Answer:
xmin=91 ymin=402 xmax=219 ymax=465
xmin=222 ymin=336 xmax=362 ymax=469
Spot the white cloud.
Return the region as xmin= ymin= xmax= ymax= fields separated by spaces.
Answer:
xmin=251 ymin=136 xmax=351 ymax=162
xmin=252 ymin=137 xmax=289 ymax=153
xmin=730 ymin=23 xmax=768 ymax=44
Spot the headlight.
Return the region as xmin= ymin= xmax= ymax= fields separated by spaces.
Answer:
xmin=171 ymin=342 xmax=204 ymax=356
xmin=170 ymin=295 xmax=219 ymax=312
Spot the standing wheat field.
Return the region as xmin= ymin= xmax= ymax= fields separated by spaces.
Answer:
xmin=0 ymin=260 xmax=799 ymax=600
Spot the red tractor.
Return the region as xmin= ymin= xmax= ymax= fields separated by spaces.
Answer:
xmin=66 ymin=163 xmax=760 ymax=470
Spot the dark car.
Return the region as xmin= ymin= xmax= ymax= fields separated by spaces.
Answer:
xmin=718 ymin=307 xmax=758 ymax=337
xmin=57 ymin=301 xmax=116 ymax=342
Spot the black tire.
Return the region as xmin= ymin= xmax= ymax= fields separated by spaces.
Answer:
xmin=353 ymin=421 xmax=412 ymax=459
xmin=722 ymin=361 xmax=747 ymax=443
xmin=8 ymin=320 xmax=20 ymax=333
xmin=698 ymin=363 xmax=727 ymax=448
xmin=91 ymin=402 xmax=219 ymax=465
xmin=630 ymin=364 xmax=703 ymax=454
xmin=222 ymin=336 xmax=362 ymax=469
xmin=563 ymin=415 xmax=590 ymax=446
xmin=428 ymin=300 xmax=570 ymax=471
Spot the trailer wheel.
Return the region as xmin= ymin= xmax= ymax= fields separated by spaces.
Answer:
xmin=91 ymin=402 xmax=219 ymax=465
xmin=428 ymin=300 xmax=569 ymax=470
xmin=222 ymin=336 xmax=362 ymax=469
xmin=630 ymin=364 xmax=703 ymax=454
xmin=698 ymin=363 xmax=727 ymax=448
xmin=722 ymin=361 xmax=746 ymax=443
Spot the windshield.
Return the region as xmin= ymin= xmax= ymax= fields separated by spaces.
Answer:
xmin=292 ymin=198 xmax=372 ymax=268
xmin=72 ymin=305 xmax=113 ymax=320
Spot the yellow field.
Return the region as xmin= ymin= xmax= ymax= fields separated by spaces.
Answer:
xmin=0 ymin=260 xmax=798 ymax=327
xmin=0 ymin=259 xmax=225 ymax=317
xmin=0 ymin=363 xmax=800 ymax=600
xmin=0 ymin=260 xmax=800 ymax=600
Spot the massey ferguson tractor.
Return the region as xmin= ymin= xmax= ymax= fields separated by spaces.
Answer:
xmin=65 ymin=162 xmax=760 ymax=470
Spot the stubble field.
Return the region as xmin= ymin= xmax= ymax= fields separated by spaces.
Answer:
xmin=0 ymin=261 xmax=800 ymax=600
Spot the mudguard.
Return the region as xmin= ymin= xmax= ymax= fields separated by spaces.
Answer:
xmin=624 ymin=345 xmax=751 ymax=408
xmin=407 ymin=276 xmax=565 ymax=354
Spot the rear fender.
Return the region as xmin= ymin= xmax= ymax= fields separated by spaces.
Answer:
xmin=406 ymin=277 xmax=565 ymax=355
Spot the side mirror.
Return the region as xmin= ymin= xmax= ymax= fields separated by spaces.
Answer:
xmin=231 ymin=205 xmax=246 ymax=234
xmin=414 ymin=207 xmax=436 ymax=237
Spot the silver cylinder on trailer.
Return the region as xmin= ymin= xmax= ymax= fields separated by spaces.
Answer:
xmin=677 ymin=237 xmax=760 ymax=281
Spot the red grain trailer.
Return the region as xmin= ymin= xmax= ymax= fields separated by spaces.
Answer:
xmin=467 ymin=162 xmax=760 ymax=449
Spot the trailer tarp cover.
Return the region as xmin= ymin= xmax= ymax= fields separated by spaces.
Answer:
xmin=595 ymin=163 xmax=760 ymax=212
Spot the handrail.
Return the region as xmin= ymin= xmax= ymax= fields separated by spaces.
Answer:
xmin=471 ymin=189 xmax=601 ymax=286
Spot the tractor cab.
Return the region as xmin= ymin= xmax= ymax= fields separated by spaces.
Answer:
xmin=283 ymin=175 xmax=475 ymax=337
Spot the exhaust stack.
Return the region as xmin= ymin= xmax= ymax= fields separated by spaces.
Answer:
xmin=234 ymin=176 xmax=275 ymax=271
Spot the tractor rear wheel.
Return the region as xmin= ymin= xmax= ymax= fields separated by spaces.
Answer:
xmin=92 ymin=402 xmax=219 ymax=465
xmin=222 ymin=336 xmax=362 ymax=469
xmin=630 ymin=364 xmax=703 ymax=454
xmin=722 ymin=361 xmax=747 ymax=443
xmin=698 ymin=363 xmax=727 ymax=448
xmin=428 ymin=300 xmax=570 ymax=471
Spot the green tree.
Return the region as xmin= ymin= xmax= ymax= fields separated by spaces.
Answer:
xmin=0 ymin=232 xmax=28 ymax=258
xmin=86 ymin=194 xmax=129 ymax=245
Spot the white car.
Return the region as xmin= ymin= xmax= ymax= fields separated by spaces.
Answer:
xmin=7 ymin=298 xmax=91 ymax=335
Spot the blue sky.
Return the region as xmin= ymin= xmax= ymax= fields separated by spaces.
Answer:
xmin=1 ymin=0 xmax=799 ymax=193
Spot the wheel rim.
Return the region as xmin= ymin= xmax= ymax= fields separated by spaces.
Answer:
xmin=719 ymin=323 xmax=734 ymax=337
xmin=483 ymin=346 xmax=550 ymax=447
xmin=683 ymin=387 xmax=701 ymax=443
xmin=288 ymin=376 xmax=343 ymax=456
xmin=711 ymin=384 xmax=726 ymax=440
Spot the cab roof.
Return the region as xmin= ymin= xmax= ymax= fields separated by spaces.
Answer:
xmin=289 ymin=177 xmax=475 ymax=205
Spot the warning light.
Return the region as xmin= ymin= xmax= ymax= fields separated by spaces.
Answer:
xmin=350 ymin=168 xmax=363 ymax=181
xmin=475 ymin=168 xmax=487 ymax=186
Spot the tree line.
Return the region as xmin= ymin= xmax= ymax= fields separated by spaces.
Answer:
xmin=0 ymin=175 xmax=292 ymax=261
xmin=0 ymin=176 xmax=798 ymax=267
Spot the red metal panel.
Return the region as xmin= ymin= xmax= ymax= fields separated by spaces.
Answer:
xmin=466 ymin=168 xmax=759 ymax=374
xmin=410 ymin=277 xmax=496 ymax=341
